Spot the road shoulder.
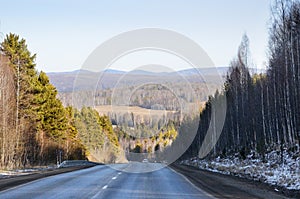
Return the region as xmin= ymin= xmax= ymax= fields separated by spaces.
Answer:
xmin=170 ymin=163 xmax=298 ymax=199
xmin=0 ymin=165 xmax=95 ymax=192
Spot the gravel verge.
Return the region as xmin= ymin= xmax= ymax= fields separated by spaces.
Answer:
xmin=171 ymin=163 xmax=299 ymax=199
xmin=0 ymin=165 xmax=97 ymax=191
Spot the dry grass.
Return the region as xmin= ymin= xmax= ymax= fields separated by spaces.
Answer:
xmin=95 ymin=105 xmax=178 ymax=116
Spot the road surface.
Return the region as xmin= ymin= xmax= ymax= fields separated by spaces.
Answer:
xmin=0 ymin=162 xmax=213 ymax=199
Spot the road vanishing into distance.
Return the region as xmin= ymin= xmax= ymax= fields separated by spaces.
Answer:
xmin=0 ymin=162 xmax=213 ymax=199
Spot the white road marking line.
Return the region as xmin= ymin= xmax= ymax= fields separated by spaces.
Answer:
xmin=102 ymin=185 xmax=108 ymax=189
xmin=92 ymin=170 xmax=123 ymax=198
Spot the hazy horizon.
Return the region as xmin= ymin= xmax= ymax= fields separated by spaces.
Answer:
xmin=0 ymin=0 xmax=271 ymax=72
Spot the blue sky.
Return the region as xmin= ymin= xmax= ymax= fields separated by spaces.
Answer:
xmin=0 ymin=0 xmax=271 ymax=72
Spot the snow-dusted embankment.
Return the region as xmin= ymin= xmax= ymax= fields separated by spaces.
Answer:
xmin=182 ymin=150 xmax=300 ymax=190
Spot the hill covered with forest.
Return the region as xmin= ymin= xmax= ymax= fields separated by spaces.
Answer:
xmin=181 ymin=1 xmax=300 ymax=191
xmin=0 ymin=34 xmax=126 ymax=168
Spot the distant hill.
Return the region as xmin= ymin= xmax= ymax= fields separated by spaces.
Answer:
xmin=47 ymin=67 xmax=230 ymax=92
xmin=48 ymin=66 xmax=266 ymax=111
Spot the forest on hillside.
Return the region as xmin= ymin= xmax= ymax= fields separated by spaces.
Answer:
xmin=115 ymin=120 xmax=178 ymax=161
xmin=57 ymin=81 xmax=217 ymax=112
xmin=182 ymin=0 xmax=300 ymax=162
xmin=0 ymin=34 xmax=123 ymax=168
xmin=1 ymin=1 xmax=299 ymax=177
xmin=0 ymin=34 xmax=185 ymax=168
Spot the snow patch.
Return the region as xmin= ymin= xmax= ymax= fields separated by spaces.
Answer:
xmin=181 ymin=150 xmax=300 ymax=190
xmin=0 ymin=165 xmax=57 ymax=178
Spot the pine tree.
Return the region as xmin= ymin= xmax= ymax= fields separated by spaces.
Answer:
xmin=1 ymin=34 xmax=87 ymax=166
xmin=1 ymin=33 xmax=38 ymax=167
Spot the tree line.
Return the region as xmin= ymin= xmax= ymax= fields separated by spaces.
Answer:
xmin=182 ymin=0 xmax=300 ymax=160
xmin=59 ymin=82 xmax=216 ymax=112
xmin=0 ymin=34 xmax=122 ymax=169
xmin=114 ymin=120 xmax=178 ymax=161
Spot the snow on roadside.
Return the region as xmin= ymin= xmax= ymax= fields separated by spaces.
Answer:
xmin=0 ymin=165 xmax=57 ymax=178
xmin=181 ymin=150 xmax=300 ymax=190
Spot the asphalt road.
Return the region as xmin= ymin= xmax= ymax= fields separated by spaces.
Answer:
xmin=0 ymin=163 xmax=213 ymax=199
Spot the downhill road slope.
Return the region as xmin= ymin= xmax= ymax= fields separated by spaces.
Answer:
xmin=0 ymin=163 xmax=213 ymax=199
